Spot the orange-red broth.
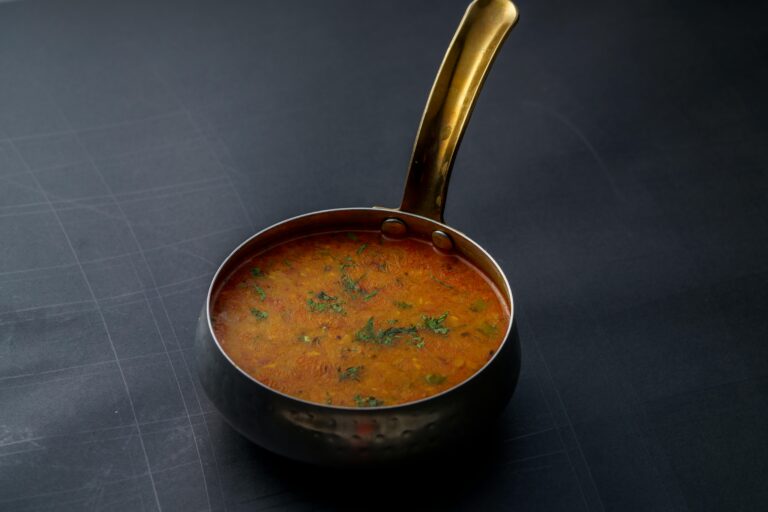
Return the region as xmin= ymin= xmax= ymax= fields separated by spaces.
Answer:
xmin=212 ymin=231 xmax=509 ymax=407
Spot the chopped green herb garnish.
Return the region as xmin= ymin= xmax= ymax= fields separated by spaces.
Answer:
xmin=307 ymin=298 xmax=323 ymax=312
xmin=317 ymin=291 xmax=335 ymax=301
xmin=477 ymin=322 xmax=499 ymax=337
xmin=357 ymin=243 xmax=367 ymax=255
xmin=425 ymin=373 xmax=447 ymax=385
xmin=355 ymin=317 xmax=420 ymax=346
xmin=340 ymin=272 xmax=364 ymax=293
xmin=338 ymin=366 xmax=363 ymax=381
xmin=469 ymin=299 xmax=487 ymax=312
xmin=354 ymin=394 xmax=383 ymax=407
xmin=430 ymin=275 xmax=454 ymax=289
xmin=355 ymin=317 xmax=376 ymax=343
xmin=363 ymin=290 xmax=379 ymax=301
xmin=407 ymin=336 xmax=426 ymax=349
xmin=253 ymin=285 xmax=266 ymax=301
xmin=339 ymin=256 xmax=355 ymax=271
xmin=250 ymin=308 xmax=268 ymax=320
xmin=422 ymin=312 xmax=450 ymax=335
xmin=346 ymin=233 xmax=358 ymax=241
xmin=378 ymin=325 xmax=418 ymax=345
xmin=298 ymin=334 xmax=320 ymax=344
xmin=251 ymin=267 xmax=264 ymax=277
xmin=307 ymin=291 xmax=346 ymax=314
xmin=393 ymin=301 xmax=413 ymax=309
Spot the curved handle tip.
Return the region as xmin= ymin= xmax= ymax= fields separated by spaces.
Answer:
xmin=399 ymin=0 xmax=518 ymax=223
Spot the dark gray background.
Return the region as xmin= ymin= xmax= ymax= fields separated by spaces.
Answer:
xmin=1 ymin=0 xmax=767 ymax=510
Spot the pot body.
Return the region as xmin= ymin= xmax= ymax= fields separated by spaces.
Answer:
xmin=195 ymin=207 xmax=521 ymax=466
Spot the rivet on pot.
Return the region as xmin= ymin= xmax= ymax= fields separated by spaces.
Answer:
xmin=432 ymin=230 xmax=454 ymax=251
xmin=381 ymin=218 xmax=407 ymax=238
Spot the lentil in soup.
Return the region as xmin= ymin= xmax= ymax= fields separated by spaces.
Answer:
xmin=211 ymin=231 xmax=508 ymax=407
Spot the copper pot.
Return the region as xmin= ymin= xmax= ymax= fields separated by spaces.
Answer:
xmin=196 ymin=0 xmax=520 ymax=466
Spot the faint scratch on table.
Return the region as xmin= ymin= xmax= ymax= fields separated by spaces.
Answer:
xmin=521 ymin=100 xmax=627 ymax=205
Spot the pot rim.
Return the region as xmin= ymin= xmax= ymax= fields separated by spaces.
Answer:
xmin=203 ymin=206 xmax=515 ymax=411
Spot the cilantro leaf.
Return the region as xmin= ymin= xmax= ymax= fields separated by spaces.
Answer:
xmin=425 ymin=373 xmax=447 ymax=385
xmin=354 ymin=394 xmax=383 ymax=407
xmin=338 ymin=366 xmax=363 ymax=381
xmin=254 ymin=285 xmax=266 ymax=301
xmin=250 ymin=308 xmax=268 ymax=320
xmin=422 ymin=312 xmax=450 ymax=335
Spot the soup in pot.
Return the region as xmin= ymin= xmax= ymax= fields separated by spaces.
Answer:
xmin=211 ymin=231 xmax=508 ymax=407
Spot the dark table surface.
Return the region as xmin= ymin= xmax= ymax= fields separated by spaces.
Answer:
xmin=1 ymin=0 xmax=767 ymax=510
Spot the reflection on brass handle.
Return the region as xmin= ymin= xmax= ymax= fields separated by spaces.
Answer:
xmin=399 ymin=0 xmax=518 ymax=223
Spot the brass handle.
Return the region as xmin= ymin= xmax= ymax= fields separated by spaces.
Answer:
xmin=399 ymin=0 xmax=518 ymax=223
